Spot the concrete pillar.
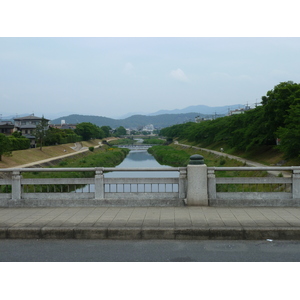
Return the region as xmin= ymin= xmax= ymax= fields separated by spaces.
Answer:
xmin=178 ymin=167 xmax=187 ymax=199
xmin=11 ymin=170 xmax=22 ymax=201
xmin=207 ymin=168 xmax=216 ymax=200
xmin=186 ymin=155 xmax=208 ymax=206
xmin=94 ymin=168 xmax=104 ymax=200
xmin=292 ymin=170 xmax=300 ymax=199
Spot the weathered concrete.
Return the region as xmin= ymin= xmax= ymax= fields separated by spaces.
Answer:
xmin=186 ymin=164 xmax=208 ymax=206
xmin=2 ymin=206 xmax=300 ymax=240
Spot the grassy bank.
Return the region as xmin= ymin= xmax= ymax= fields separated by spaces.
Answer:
xmin=108 ymin=138 xmax=135 ymax=145
xmin=148 ymin=144 xmax=279 ymax=193
xmin=0 ymin=139 xmax=103 ymax=168
xmin=148 ymin=145 xmax=190 ymax=167
xmin=176 ymin=139 xmax=299 ymax=166
xmin=149 ymin=144 xmax=268 ymax=178
xmin=24 ymin=145 xmax=130 ymax=179
xmin=143 ymin=138 xmax=165 ymax=144
xmin=149 ymin=144 xmax=249 ymax=168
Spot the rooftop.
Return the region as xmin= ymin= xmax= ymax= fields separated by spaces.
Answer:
xmin=14 ymin=114 xmax=49 ymax=121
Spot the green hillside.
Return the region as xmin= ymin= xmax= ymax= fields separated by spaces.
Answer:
xmin=160 ymin=81 xmax=300 ymax=164
xmin=50 ymin=112 xmax=219 ymax=129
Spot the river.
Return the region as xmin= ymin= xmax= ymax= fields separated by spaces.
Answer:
xmin=105 ymin=149 xmax=178 ymax=178
xmin=75 ymin=148 xmax=178 ymax=193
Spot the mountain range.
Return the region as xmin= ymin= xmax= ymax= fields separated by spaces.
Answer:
xmin=148 ymin=104 xmax=242 ymax=116
xmin=50 ymin=104 xmax=244 ymax=129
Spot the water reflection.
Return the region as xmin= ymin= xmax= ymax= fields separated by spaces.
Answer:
xmin=74 ymin=149 xmax=179 ymax=193
xmin=105 ymin=150 xmax=178 ymax=178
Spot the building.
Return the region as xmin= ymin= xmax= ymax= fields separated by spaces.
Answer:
xmin=195 ymin=116 xmax=213 ymax=123
xmin=14 ymin=114 xmax=50 ymax=147
xmin=50 ymin=124 xmax=77 ymax=130
xmin=142 ymin=124 xmax=155 ymax=132
xmin=0 ymin=121 xmax=14 ymax=135
xmin=228 ymin=105 xmax=251 ymax=116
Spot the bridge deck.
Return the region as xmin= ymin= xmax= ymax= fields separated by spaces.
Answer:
xmin=2 ymin=206 xmax=300 ymax=240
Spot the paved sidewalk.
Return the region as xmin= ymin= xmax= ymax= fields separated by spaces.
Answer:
xmin=1 ymin=206 xmax=300 ymax=240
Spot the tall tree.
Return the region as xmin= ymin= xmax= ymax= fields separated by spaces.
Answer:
xmin=115 ymin=126 xmax=127 ymax=137
xmin=75 ymin=122 xmax=104 ymax=141
xmin=0 ymin=133 xmax=11 ymax=161
xmin=34 ymin=117 xmax=49 ymax=150
xmin=276 ymin=99 xmax=300 ymax=159
xmin=101 ymin=126 xmax=111 ymax=138
xmin=261 ymin=81 xmax=300 ymax=145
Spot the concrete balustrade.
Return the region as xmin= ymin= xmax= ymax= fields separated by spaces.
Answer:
xmin=1 ymin=162 xmax=300 ymax=207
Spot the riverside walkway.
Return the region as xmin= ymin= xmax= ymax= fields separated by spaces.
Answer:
xmin=1 ymin=206 xmax=300 ymax=240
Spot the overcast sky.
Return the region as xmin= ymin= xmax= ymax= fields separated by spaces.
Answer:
xmin=1 ymin=2 xmax=300 ymax=120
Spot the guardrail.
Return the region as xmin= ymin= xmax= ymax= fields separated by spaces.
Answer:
xmin=0 ymin=167 xmax=187 ymax=207
xmin=0 ymin=165 xmax=300 ymax=207
xmin=207 ymin=166 xmax=300 ymax=206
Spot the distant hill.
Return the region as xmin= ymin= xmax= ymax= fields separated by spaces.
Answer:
xmin=149 ymin=104 xmax=243 ymax=116
xmin=50 ymin=112 xmax=220 ymax=129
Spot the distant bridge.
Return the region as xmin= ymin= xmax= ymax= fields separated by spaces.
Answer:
xmin=116 ymin=144 xmax=157 ymax=150
xmin=119 ymin=135 xmax=158 ymax=139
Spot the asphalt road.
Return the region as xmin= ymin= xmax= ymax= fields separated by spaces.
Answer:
xmin=1 ymin=239 xmax=300 ymax=262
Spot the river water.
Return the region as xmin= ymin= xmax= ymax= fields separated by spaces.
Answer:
xmin=75 ymin=148 xmax=178 ymax=193
xmin=105 ymin=149 xmax=178 ymax=178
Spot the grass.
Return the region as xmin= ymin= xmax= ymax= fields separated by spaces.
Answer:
xmin=0 ymin=139 xmax=102 ymax=168
xmin=148 ymin=145 xmax=190 ymax=167
xmin=23 ymin=145 xmax=130 ymax=179
xmin=108 ymin=138 xmax=136 ymax=145
xmin=176 ymin=139 xmax=298 ymax=166
xmin=167 ymin=143 xmax=288 ymax=193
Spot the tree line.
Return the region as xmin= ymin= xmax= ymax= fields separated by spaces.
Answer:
xmin=0 ymin=122 xmax=127 ymax=161
xmin=160 ymin=81 xmax=300 ymax=160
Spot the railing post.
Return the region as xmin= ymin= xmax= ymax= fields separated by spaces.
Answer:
xmin=292 ymin=170 xmax=300 ymax=199
xmin=179 ymin=167 xmax=187 ymax=199
xmin=186 ymin=155 xmax=208 ymax=206
xmin=207 ymin=168 xmax=216 ymax=200
xmin=11 ymin=170 xmax=22 ymax=202
xmin=95 ymin=168 xmax=104 ymax=200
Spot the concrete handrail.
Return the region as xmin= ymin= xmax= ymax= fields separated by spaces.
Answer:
xmin=0 ymin=167 xmax=182 ymax=173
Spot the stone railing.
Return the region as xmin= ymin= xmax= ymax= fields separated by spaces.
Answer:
xmin=0 ymin=167 xmax=187 ymax=207
xmin=207 ymin=166 xmax=300 ymax=206
xmin=0 ymin=157 xmax=300 ymax=207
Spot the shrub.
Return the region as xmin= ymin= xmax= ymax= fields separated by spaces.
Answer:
xmin=219 ymin=158 xmax=226 ymax=165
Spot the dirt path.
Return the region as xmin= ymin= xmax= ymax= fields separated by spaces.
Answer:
xmin=0 ymin=140 xmax=105 ymax=169
xmin=176 ymin=142 xmax=291 ymax=177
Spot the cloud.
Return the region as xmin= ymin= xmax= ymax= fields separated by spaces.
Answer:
xmin=170 ymin=68 xmax=188 ymax=82
xmin=123 ymin=62 xmax=134 ymax=75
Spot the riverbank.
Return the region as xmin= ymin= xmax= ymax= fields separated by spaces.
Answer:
xmin=0 ymin=138 xmax=118 ymax=169
xmin=173 ymin=142 xmax=291 ymax=177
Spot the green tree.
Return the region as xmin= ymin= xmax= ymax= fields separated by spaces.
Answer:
xmin=276 ymin=99 xmax=300 ymax=159
xmin=261 ymin=81 xmax=300 ymax=145
xmin=0 ymin=133 xmax=11 ymax=161
xmin=101 ymin=126 xmax=111 ymax=138
xmin=114 ymin=126 xmax=127 ymax=137
xmin=75 ymin=122 xmax=104 ymax=141
xmin=34 ymin=117 xmax=50 ymax=150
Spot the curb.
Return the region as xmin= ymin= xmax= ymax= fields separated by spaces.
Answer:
xmin=2 ymin=227 xmax=300 ymax=240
